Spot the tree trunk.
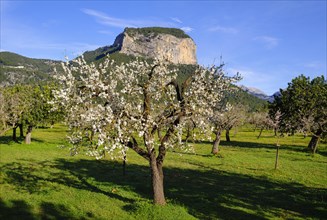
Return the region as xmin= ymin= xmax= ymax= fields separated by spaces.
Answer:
xmin=275 ymin=145 xmax=279 ymax=170
xmin=19 ymin=124 xmax=24 ymax=138
xmin=257 ymin=128 xmax=264 ymax=139
xmin=123 ymin=153 xmax=126 ymax=176
xmin=226 ymin=128 xmax=231 ymax=142
xmin=25 ymin=125 xmax=33 ymax=144
xmin=13 ymin=126 xmax=18 ymax=142
xmin=308 ymin=129 xmax=322 ymax=154
xmin=184 ymin=126 xmax=191 ymax=145
xmin=150 ymin=154 xmax=166 ymax=205
xmin=212 ymin=131 xmax=221 ymax=154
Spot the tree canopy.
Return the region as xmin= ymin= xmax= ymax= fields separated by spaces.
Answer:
xmin=269 ymin=75 xmax=327 ymax=153
xmin=52 ymin=56 xmax=240 ymax=204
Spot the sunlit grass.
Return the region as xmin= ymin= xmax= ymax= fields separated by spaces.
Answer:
xmin=0 ymin=125 xmax=326 ymax=219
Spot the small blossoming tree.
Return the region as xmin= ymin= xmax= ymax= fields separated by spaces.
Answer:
xmin=210 ymin=103 xmax=246 ymax=154
xmin=53 ymin=56 xmax=239 ymax=205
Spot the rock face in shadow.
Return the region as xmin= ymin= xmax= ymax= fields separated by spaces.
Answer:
xmin=113 ymin=27 xmax=197 ymax=65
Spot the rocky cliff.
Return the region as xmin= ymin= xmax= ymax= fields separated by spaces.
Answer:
xmin=113 ymin=27 xmax=197 ymax=65
xmin=1 ymin=27 xmax=198 ymax=86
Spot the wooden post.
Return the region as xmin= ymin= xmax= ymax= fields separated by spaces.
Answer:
xmin=275 ymin=144 xmax=280 ymax=170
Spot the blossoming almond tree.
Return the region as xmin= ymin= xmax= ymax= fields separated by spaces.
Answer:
xmin=210 ymin=103 xmax=246 ymax=154
xmin=53 ymin=56 xmax=239 ymax=205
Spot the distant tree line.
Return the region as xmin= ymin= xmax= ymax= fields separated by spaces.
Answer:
xmin=0 ymin=84 xmax=63 ymax=144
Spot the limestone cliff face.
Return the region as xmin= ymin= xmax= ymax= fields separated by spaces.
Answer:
xmin=113 ymin=28 xmax=197 ymax=65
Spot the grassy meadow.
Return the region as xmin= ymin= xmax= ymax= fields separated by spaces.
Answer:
xmin=0 ymin=125 xmax=326 ymax=219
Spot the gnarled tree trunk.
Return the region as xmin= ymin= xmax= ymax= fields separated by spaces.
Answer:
xmin=257 ymin=128 xmax=264 ymax=139
xmin=212 ymin=131 xmax=221 ymax=154
xmin=25 ymin=125 xmax=33 ymax=144
xmin=13 ymin=126 xmax=18 ymax=142
xmin=308 ymin=129 xmax=322 ymax=154
xmin=19 ymin=123 xmax=24 ymax=138
xmin=226 ymin=128 xmax=231 ymax=142
xmin=150 ymin=153 xmax=166 ymax=205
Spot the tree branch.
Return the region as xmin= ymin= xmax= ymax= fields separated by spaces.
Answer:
xmin=148 ymin=64 xmax=159 ymax=80
xmin=167 ymin=80 xmax=182 ymax=102
xmin=126 ymin=136 xmax=150 ymax=161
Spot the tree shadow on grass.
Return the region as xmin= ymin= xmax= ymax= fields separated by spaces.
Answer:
xmin=0 ymin=135 xmax=46 ymax=145
xmin=176 ymin=139 xmax=324 ymax=157
xmin=0 ymin=135 xmax=15 ymax=145
xmin=221 ymin=140 xmax=327 ymax=157
xmin=220 ymin=140 xmax=314 ymax=153
xmin=0 ymin=198 xmax=36 ymax=220
xmin=0 ymin=198 xmax=93 ymax=220
xmin=0 ymin=135 xmax=27 ymax=145
xmin=1 ymin=158 xmax=326 ymax=219
xmin=0 ymin=159 xmax=134 ymax=203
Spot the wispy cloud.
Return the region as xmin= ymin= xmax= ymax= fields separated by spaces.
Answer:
xmin=208 ymin=25 xmax=239 ymax=34
xmin=227 ymin=67 xmax=273 ymax=85
xmin=253 ymin=36 xmax=279 ymax=49
xmin=1 ymin=23 xmax=100 ymax=59
xmin=98 ymin=30 xmax=114 ymax=35
xmin=170 ymin=17 xmax=182 ymax=24
xmin=82 ymin=8 xmax=175 ymax=28
xmin=227 ymin=67 xmax=280 ymax=95
xmin=303 ymin=61 xmax=324 ymax=69
xmin=82 ymin=9 xmax=137 ymax=28
xmin=181 ymin=27 xmax=193 ymax=33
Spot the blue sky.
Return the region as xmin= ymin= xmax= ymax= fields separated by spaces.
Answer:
xmin=1 ymin=1 xmax=326 ymax=95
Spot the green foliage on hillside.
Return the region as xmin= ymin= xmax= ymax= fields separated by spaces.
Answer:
xmin=226 ymin=86 xmax=269 ymax=112
xmin=0 ymin=66 xmax=53 ymax=86
xmin=0 ymin=52 xmax=62 ymax=86
xmin=0 ymin=52 xmax=60 ymax=73
xmin=125 ymin=27 xmax=191 ymax=39
xmin=1 ymin=50 xmax=267 ymax=113
xmin=83 ymin=45 xmax=121 ymax=63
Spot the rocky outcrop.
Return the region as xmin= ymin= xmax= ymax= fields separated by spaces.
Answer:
xmin=113 ymin=28 xmax=197 ymax=65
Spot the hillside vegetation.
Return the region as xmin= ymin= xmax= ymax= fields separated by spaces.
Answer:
xmin=0 ymin=52 xmax=61 ymax=86
xmin=0 ymin=52 xmax=59 ymax=72
xmin=0 ymin=50 xmax=267 ymax=112
xmin=125 ymin=27 xmax=191 ymax=39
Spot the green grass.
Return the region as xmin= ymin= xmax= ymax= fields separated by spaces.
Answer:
xmin=0 ymin=125 xmax=326 ymax=219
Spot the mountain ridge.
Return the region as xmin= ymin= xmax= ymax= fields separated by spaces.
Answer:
xmin=238 ymin=85 xmax=278 ymax=102
xmin=0 ymin=27 xmax=274 ymax=111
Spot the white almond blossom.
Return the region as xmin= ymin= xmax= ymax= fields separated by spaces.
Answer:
xmin=52 ymin=56 xmax=240 ymax=205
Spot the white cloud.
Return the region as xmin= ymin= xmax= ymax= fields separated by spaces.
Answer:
xmin=98 ymin=30 xmax=114 ymax=35
xmin=82 ymin=9 xmax=194 ymax=34
xmin=227 ymin=67 xmax=276 ymax=94
xmin=253 ymin=36 xmax=279 ymax=49
xmin=170 ymin=17 xmax=182 ymax=24
xmin=181 ymin=27 xmax=193 ymax=33
xmin=303 ymin=61 xmax=324 ymax=69
xmin=208 ymin=25 xmax=239 ymax=34
xmin=82 ymin=9 xmax=137 ymax=28
xmin=82 ymin=8 xmax=175 ymax=28
xmin=1 ymin=23 xmax=100 ymax=59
